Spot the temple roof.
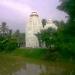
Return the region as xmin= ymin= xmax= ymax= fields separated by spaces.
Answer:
xmin=30 ymin=12 xmax=39 ymax=17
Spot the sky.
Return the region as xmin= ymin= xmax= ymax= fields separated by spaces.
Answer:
xmin=0 ymin=0 xmax=67 ymax=32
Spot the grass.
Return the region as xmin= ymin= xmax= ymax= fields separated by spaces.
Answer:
xmin=1 ymin=48 xmax=47 ymax=59
xmin=0 ymin=48 xmax=46 ymax=75
xmin=0 ymin=55 xmax=25 ymax=75
xmin=0 ymin=48 xmax=75 ymax=75
xmin=0 ymin=48 xmax=75 ymax=66
xmin=0 ymin=48 xmax=75 ymax=62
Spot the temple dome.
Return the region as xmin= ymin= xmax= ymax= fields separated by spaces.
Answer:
xmin=44 ymin=19 xmax=57 ymax=30
xmin=30 ymin=12 xmax=38 ymax=17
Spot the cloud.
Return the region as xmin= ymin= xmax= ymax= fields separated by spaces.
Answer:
xmin=0 ymin=0 xmax=33 ymax=17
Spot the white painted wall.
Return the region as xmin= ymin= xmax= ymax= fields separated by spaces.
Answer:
xmin=26 ymin=12 xmax=42 ymax=48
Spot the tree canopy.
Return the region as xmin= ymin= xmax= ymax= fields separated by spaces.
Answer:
xmin=58 ymin=0 xmax=75 ymax=21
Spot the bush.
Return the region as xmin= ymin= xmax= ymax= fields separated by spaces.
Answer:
xmin=0 ymin=38 xmax=18 ymax=52
xmin=5 ymin=38 xmax=18 ymax=51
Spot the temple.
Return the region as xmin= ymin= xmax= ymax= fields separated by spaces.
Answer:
xmin=26 ymin=12 xmax=57 ymax=48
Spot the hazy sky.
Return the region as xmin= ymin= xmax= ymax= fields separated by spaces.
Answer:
xmin=0 ymin=0 xmax=67 ymax=32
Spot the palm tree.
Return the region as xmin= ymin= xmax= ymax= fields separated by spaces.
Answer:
xmin=42 ymin=19 xmax=47 ymax=28
xmin=9 ymin=29 xmax=12 ymax=38
xmin=14 ymin=30 xmax=20 ymax=47
xmin=0 ymin=22 xmax=9 ymax=37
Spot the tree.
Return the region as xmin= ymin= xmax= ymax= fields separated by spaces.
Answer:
xmin=19 ymin=33 xmax=25 ymax=47
xmin=14 ymin=30 xmax=20 ymax=47
xmin=42 ymin=19 xmax=47 ymax=27
xmin=9 ymin=29 xmax=12 ymax=37
xmin=57 ymin=0 xmax=75 ymax=60
xmin=57 ymin=0 xmax=75 ymax=36
xmin=13 ymin=30 xmax=25 ymax=47
xmin=36 ymin=27 xmax=59 ymax=60
xmin=0 ymin=22 xmax=9 ymax=37
xmin=0 ymin=22 xmax=18 ymax=52
xmin=57 ymin=0 xmax=75 ymax=21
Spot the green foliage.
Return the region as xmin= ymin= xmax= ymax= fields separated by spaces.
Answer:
xmin=0 ymin=37 xmax=18 ymax=52
xmin=58 ymin=0 xmax=75 ymax=21
xmin=36 ymin=19 xmax=75 ymax=61
xmin=36 ymin=28 xmax=59 ymax=60
xmin=57 ymin=0 xmax=75 ymax=60
xmin=13 ymin=30 xmax=25 ymax=47
xmin=0 ymin=22 xmax=18 ymax=52
xmin=36 ymin=28 xmax=57 ymax=48
xmin=8 ymin=48 xmax=46 ymax=59
xmin=5 ymin=38 xmax=18 ymax=51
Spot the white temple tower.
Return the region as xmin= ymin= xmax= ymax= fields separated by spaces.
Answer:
xmin=26 ymin=12 xmax=42 ymax=48
xmin=44 ymin=19 xmax=57 ymax=30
